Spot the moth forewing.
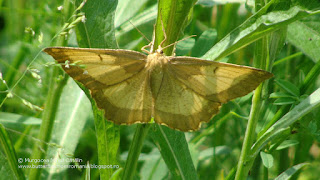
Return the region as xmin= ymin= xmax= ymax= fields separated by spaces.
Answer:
xmin=43 ymin=47 xmax=153 ymax=125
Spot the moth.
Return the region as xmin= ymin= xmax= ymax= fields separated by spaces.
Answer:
xmin=44 ymin=38 xmax=272 ymax=132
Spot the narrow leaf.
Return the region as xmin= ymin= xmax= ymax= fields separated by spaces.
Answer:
xmin=276 ymin=140 xmax=299 ymax=150
xmin=273 ymin=97 xmax=297 ymax=105
xmin=149 ymin=125 xmax=198 ymax=180
xmin=0 ymin=112 xmax=41 ymax=125
xmin=274 ymin=163 xmax=308 ymax=180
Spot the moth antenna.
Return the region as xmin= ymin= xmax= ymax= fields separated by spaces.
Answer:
xmin=158 ymin=14 xmax=167 ymax=49
xmin=150 ymin=24 xmax=156 ymax=53
xmin=129 ymin=21 xmax=150 ymax=43
xmin=161 ymin=35 xmax=197 ymax=51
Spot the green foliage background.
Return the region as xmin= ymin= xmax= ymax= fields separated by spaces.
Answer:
xmin=0 ymin=0 xmax=320 ymax=179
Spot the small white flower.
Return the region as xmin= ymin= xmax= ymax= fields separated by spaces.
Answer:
xmin=57 ymin=5 xmax=63 ymax=11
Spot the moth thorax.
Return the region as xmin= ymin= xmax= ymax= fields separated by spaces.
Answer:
xmin=145 ymin=52 xmax=169 ymax=72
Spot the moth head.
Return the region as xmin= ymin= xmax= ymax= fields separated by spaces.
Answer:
xmin=156 ymin=45 xmax=164 ymax=54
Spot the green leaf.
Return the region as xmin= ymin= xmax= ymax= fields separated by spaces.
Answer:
xmin=0 ymin=112 xmax=41 ymax=125
xmin=269 ymin=92 xmax=295 ymax=99
xmin=273 ymin=97 xmax=297 ymax=105
xmin=191 ymin=29 xmax=217 ymax=57
xmin=149 ymin=125 xmax=198 ymax=180
xmin=275 ymin=79 xmax=300 ymax=97
xmin=45 ymin=79 xmax=91 ymax=178
xmin=202 ymin=0 xmax=320 ymax=61
xmin=287 ymin=15 xmax=320 ymax=62
xmin=260 ymin=151 xmax=274 ymax=168
xmin=275 ymin=140 xmax=299 ymax=150
xmin=75 ymin=0 xmax=118 ymax=48
xmin=274 ymin=163 xmax=308 ymax=180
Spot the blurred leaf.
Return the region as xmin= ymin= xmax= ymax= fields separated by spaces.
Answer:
xmin=308 ymin=121 xmax=317 ymax=134
xmin=176 ymin=37 xmax=195 ymax=56
xmin=260 ymin=151 xmax=274 ymax=168
xmin=0 ymin=152 xmax=16 ymax=180
xmin=274 ymin=163 xmax=308 ymax=180
xmin=300 ymin=60 xmax=320 ymax=94
xmin=196 ymin=0 xmax=245 ymax=6
xmin=115 ymin=0 xmax=149 ymax=27
xmin=270 ymin=92 xmax=296 ymax=99
xmin=287 ymin=15 xmax=320 ymax=62
xmin=198 ymin=146 xmax=231 ymax=161
xmin=273 ymin=97 xmax=297 ymax=105
xmin=275 ymin=79 xmax=300 ymax=97
xmin=115 ymin=4 xmax=157 ymax=37
xmin=275 ymin=140 xmax=299 ymax=150
xmin=110 ymin=168 xmax=123 ymax=180
xmin=45 ymin=79 xmax=91 ymax=178
xmin=0 ymin=112 xmax=41 ymax=125
xmin=149 ymin=125 xmax=198 ymax=180
xmin=191 ymin=29 xmax=217 ymax=57
xmin=202 ymin=0 xmax=320 ymax=61
xmin=140 ymin=149 xmax=168 ymax=180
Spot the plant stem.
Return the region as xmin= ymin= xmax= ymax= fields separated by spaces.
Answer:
xmin=235 ymin=23 xmax=270 ymax=178
xmin=122 ymin=124 xmax=150 ymax=180
xmin=235 ymin=82 xmax=264 ymax=180
xmin=28 ymin=68 xmax=68 ymax=180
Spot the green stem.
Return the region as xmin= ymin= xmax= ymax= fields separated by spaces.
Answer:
xmin=235 ymin=83 xmax=264 ymax=180
xmin=28 ymin=3 xmax=70 ymax=177
xmin=28 ymin=68 xmax=68 ymax=180
xmin=0 ymin=123 xmax=25 ymax=179
xmin=263 ymin=167 xmax=268 ymax=180
xmin=122 ymin=124 xmax=150 ymax=180
xmin=235 ymin=17 xmax=270 ymax=177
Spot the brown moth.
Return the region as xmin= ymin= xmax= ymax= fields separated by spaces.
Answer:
xmin=44 ymin=39 xmax=272 ymax=132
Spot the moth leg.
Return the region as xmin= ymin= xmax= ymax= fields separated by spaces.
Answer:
xmin=141 ymin=42 xmax=152 ymax=54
